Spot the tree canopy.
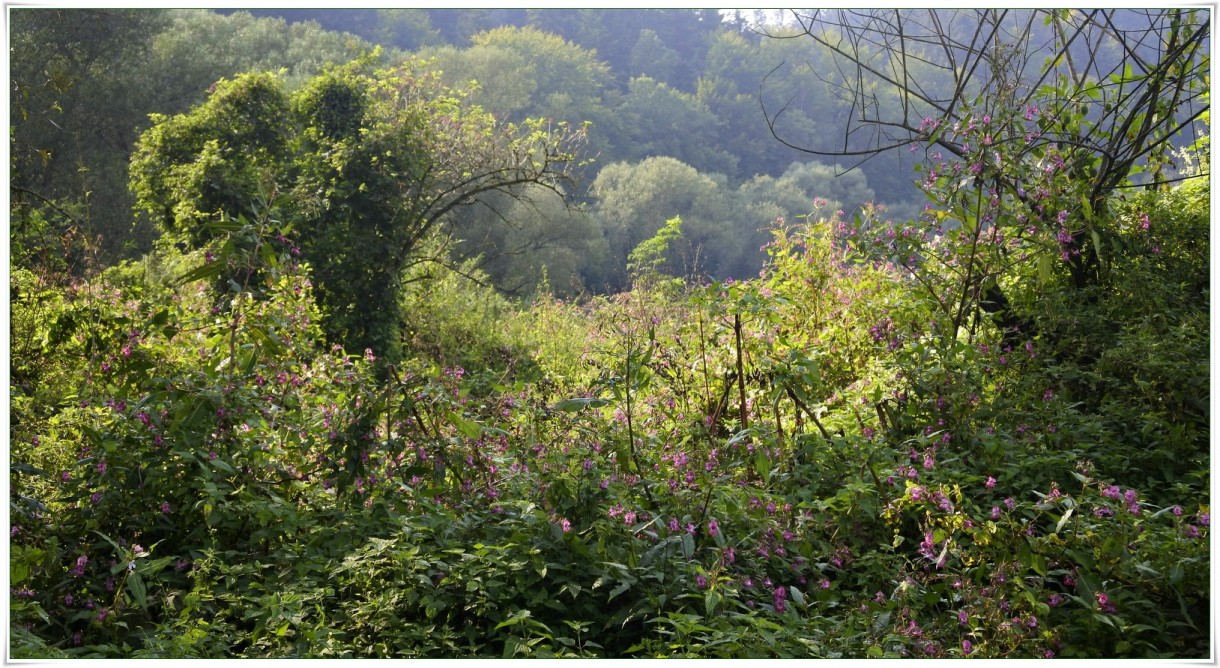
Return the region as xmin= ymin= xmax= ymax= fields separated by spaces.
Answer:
xmin=129 ymin=58 xmax=584 ymax=363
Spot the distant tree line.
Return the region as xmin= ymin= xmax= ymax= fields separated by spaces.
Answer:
xmin=12 ymin=8 xmax=929 ymax=296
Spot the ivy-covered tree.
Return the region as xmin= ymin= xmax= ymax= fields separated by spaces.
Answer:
xmin=130 ymin=57 xmax=584 ymax=365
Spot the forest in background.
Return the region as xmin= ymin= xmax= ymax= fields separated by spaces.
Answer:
xmin=12 ymin=8 xmax=923 ymax=297
xmin=8 ymin=7 xmax=1212 ymax=659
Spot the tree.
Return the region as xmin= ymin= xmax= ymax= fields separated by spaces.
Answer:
xmin=739 ymin=160 xmax=877 ymax=223
xmin=591 ymin=157 xmax=747 ymax=290
xmin=629 ymin=29 xmax=683 ymax=83
xmin=468 ymin=26 xmax=614 ymax=120
xmin=421 ymin=43 xmax=539 ymax=117
xmin=447 ymin=184 xmax=608 ymax=298
xmin=607 ymin=76 xmax=738 ymax=178
xmin=130 ymin=58 xmax=585 ymax=365
xmin=524 ymin=9 xmax=722 ymax=91
xmin=9 ymin=8 xmax=389 ymax=269
xmin=10 ymin=9 xmax=170 ymax=269
xmin=763 ymin=9 xmax=1209 ymax=338
xmin=696 ymin=30 xmax=822 ymax=180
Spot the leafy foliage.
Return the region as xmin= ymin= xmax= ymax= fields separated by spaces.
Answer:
xmin=9 ymin=8 xmax=1210 ymax=661
xmin=129 ymin=57 xmax=583 ymax=365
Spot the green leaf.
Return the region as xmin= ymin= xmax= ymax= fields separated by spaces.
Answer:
xmin=446 ymin=411 xmax=482 ymax=440
xmin=1038 ymin=254 xmax=1053 ymax=286
xmin=1055 ymin=507 xmax=1074 ymax=534
xmin=608 ymin=582 xmax=631 ymax=602
xmin=11 ymin=560 xmax=30 ymax=585
xmin=127 ymin=571 xmax=148 ymax=609
xmin=175 ymin=260 xmax=226 ymax=286
xmin=552 ymin=397 xmax=609 ymax=412
xmin=91 ymin=531 xmax=123 ymax=555
xmin=1029 ymin=553 xmax=1048 ymax=577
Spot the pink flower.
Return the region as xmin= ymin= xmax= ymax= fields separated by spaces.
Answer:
xmin=1096 ymin=592 xmax=1117 ymax=613
xmin=70 ymin=555 xmax=89 ymax=577
xmin=773 ymin=585 xmax=788 ymax=612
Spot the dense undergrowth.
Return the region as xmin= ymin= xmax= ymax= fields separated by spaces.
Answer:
xmin=9 ymin=159 xmax=1210 ymax=657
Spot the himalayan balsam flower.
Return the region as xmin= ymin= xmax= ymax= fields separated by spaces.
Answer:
xmin=773 ymin=585 xmax=787 ymax=613
xmin=70 ymin=555 xmax=89 ymax=577
xmin=962 ymin=640 xmax=973 ymax=656
xmin=985 ymin=476 xmax=996 ymax=489
xmin=707 ymin=519 xmax=719 ymax=537
xmin=1096 ymin=592 xmax=1117 ymax=613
